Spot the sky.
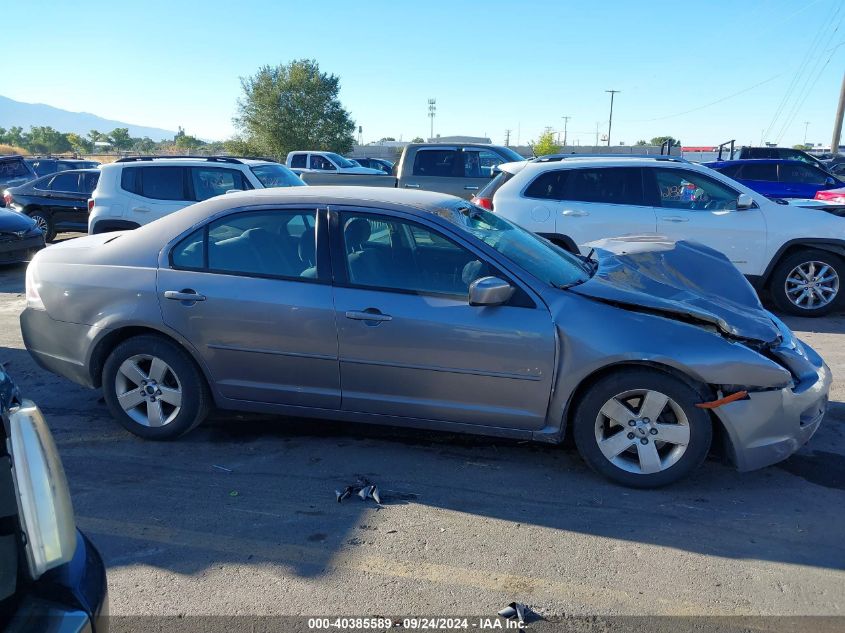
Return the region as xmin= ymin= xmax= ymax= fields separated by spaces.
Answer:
xmin=3 ymin=0 xmax=844 ymax=148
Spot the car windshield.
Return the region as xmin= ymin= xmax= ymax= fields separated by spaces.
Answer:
xmin=324 ymin=152 xmax=356 ymax=168
xmin=250 ymin=164 xmax=306 ymax=188
xmin=438 ymin=202 xmax=592 ymax=288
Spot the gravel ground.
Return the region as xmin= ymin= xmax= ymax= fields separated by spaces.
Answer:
xmin=0 ymin=255 xmax=843 ymax=623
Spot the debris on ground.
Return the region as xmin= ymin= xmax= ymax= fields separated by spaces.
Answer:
xmin=335 ymin=477 xmax=382 ymax=504
xmin=497 ymin=602 xmax=539 ymax=631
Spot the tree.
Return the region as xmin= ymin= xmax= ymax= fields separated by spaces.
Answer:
xmin=411 ymin=136 xmax=425 ymax=143
xmin=792 ymin=144 xmax=811 ymax=150
xmin=87 ymin=129 xmax=104 ymax=143
xmin=234 ymin=58 xmax=356 ymax=159
xmin=379 ymin=136 xmax=396 ymax=142
xmin=65 ymin=133 xmax=93 ymax=154
xmin=25 ymin=126 xmax=72 ymax=154
xmin=108 ymin=128 xmax=133 ymax=151
xmin=5 ymin=127 xmax=25 ymax=148
xmin=650 ymin=136 xmax=681 ymax=147
xmin=530 ymin=131 xmax=561 ymax=157
xmin=132 ymin=137 xmax=157 ymax=153
xmin=635 ymin=139 xmax=648 ymax=146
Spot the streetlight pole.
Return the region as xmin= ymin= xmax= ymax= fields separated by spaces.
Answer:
xmin=427 ymin=98 xmax=437 ymax=141
xmin=605 ymin=90 xmax=620 ymax=147
xmin=561 ymin=116 xmax=571 ymax=147
xmin=804 ymin=121 xmax=810 ymax=146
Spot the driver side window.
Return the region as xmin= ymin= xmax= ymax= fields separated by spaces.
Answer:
xmin=654 ymin=168 xmax=739 ymax=211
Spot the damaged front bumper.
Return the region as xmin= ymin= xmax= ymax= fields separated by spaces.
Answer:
xmin=713 ymin=340 xmax=830 ymax=472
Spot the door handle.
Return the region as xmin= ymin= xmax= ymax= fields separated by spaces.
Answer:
xmin=661 ymin=216 xmax=689 ymax=223
xmin=464 ymin=186 xmax=479 ymax=191
xmin=562 ymin=209 xmax=589 ymax=217
xmin=345 ymin=309 xmax=392 ymax=323
xmin=132 ymin=206 xmax=151 ymax=213
xmin=164 ymin=290 xmax=206 ymax=302
xmin=404 ymin=183 xmax=421 ymax=189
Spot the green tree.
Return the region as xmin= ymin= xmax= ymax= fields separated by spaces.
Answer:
xmin=650 ymin=136 xmax=681 ymax=147
xmin=132 ymin=137 xmax=157 ymax=153
xmin=65 ymin=133 xmax=93 ymax=154
xmin=411 ymin=136 xmax=425 ymax=143
xmin=25 ymin=126 xmax=72 ymax=154
xmin=635 ymin=139 xmax=648 ymax=146
xmin=5 ymin=127 xmax=25 ymax=148
xmin=792 ymin=143 xmax=811 ymax=150
xmin=530 ymin=131 xmax=561 ymax=157
xmin=234 ymin=58 xmax=356 ymax=159
xmin=379 ymin=136 xmax=396 ymax=142
xmin=87 ymin=129 xmax=104 ymax=143
xmin=108 ymin=128 xmax=133 ymax=151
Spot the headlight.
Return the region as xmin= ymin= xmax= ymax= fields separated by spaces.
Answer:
xmin=7 ymin=401 xmax=77 ymax=578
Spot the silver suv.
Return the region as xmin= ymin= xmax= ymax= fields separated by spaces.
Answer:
xmin=88 ymin=156 xmax=304 ymax=234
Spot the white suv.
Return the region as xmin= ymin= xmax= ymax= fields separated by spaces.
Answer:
xmin=88 ymin=156 xmax=304 ymax=234
xmin=476 ymin=155 xmax=845 ymax=316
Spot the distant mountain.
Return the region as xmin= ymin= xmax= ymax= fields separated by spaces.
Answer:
xmin=0 ymin=95 xmax=176 ymax=141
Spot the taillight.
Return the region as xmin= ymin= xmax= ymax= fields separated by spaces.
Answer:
xmin=87 ymin=198 xmax=95 ymax=212
xmin=3 ymin=191 xmax=11 ymax=206
xmin=815 ymin=189 xmax=845 ymax=202
xmin=471 ymin=196 xmax=494 ymax=210
xmin=25 ymin=264 xmax=45 ymax=311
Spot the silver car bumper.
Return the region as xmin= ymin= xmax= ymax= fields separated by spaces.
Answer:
xmin=714 ymin=349 xmax=830 ymax=472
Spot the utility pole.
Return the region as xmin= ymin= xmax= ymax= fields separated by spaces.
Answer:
xmin=561 ymin=116 xmax=571 ymax=147
xmin=504 ymin=129 xmax=511 ymax=146
xmin=803 ymin=121 xmax=810 ymax=146
xmin=831 ymin=71 xmax=845 ymax=154
xmin=595 ymin=122 xmax=600 ymax=148
xmin=427 ymin=98 xmax=437 ymax=141
xmin=605 ymin=90 xmax=620 ymax=147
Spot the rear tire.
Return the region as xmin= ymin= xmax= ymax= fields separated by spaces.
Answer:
xmin=28 ymin=210 xmax=55 ymax=242
xmin=572 ymin=368 xmax=712 ymax=488
xmin=769 ymin=249 xmax=843 ymax=317
xmin=102 ymin=335 xmax=210 ymax=440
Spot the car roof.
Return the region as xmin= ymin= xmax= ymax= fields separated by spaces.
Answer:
xmin=498 ymin=155 xmax=703 ymax=176
xmin=705 ymin=159 xmax=819 ymax=166
xmin=100 ymin=157 xmax=275 ymax=169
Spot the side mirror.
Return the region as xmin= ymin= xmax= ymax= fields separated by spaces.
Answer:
xmin=825 ymin=176 xmax=836 ymax=186
xmin=736 ymin=193 xmax=754 ymax=210
xmin=469 ymin=276 xmax=515 ymax=307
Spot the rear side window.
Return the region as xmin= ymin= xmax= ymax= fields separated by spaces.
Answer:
xmin=290 ymin=154 xmax=307 ymax=168
xmin=412 ymin=150 xmax=458 ymax=177
xmin=49 ymin=172 xmax=81 ymax=192
xmin=737 ymin=163 xmax=777 ymax=181
xmin=171 ymin=228 xmax=205 ymax=269
xmin=191 ymin=167 xmax=246 ymax=201
xmin=81 ymin=172 xmax=99 ymax=194
xmin=565 ymin=168 xmax=644 ymax=205
xmin=524 ymin=170 xmax=569 ymax=200
xmin=121 ymin=167 xmax=188 ymax=200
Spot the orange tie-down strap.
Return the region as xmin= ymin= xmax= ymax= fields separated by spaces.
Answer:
xmin=696 ymin=390 xmax=749 ymax=409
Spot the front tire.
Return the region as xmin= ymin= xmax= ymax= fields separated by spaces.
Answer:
xmin=769 ymin=249 xmax=843 ymax=317
xmin=102 ymin=335 xmax=210 ymax=440
xmin=28 ymin=210 xmax=55 ymax=242
xmin=573 ymin=368 xmax=712 ymax=488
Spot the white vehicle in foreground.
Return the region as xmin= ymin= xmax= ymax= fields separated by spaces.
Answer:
xmin=476 ymin=155 xmax=845 ymax=317
xmin=285 ymin=151 xmax=384 ymax=174
xmin=88 ymin=156 xmax=304 ymax=234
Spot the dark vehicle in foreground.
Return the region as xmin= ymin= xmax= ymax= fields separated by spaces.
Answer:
xmin=25 ymin=158 xmax=100 ymax=178
xmin=0 ymin=157 xmax=37 ymax=203
xmin=0 ymin=210 xmax=44 ymax=264
xmin=21 ymin=187 xmax=829 ymax=487
xmin=705 ymin=159 xmax=843 ymax=199
xmin=4 ymin=169 xmax=99 ymax=241
xmin=349 ymin=157 xmax=394 ymax=173
xmin=0 ymin=367 xmax=108 ymax=631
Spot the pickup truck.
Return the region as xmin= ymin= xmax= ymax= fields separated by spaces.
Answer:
xmin=291 ymin=143 xmax=525 ymax=199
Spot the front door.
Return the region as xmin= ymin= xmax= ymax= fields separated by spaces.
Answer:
xmin=43 ymin=171 xmax=89 ymax=226
xmin=157 ymin=208 xmax=341 ymax=408
xmin=650 ymin=167 xmax=767 ymax=275
xmin=329 ymin=208 xmax=556 ymax=430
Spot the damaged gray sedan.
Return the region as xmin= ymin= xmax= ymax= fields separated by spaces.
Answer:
xmin=20 ymin=187 xmax=830 ymax=487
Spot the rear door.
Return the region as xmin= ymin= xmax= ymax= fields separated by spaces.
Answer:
xmin=120 ymin=166 xmax=193 ymax=223
xmin=528 ymin=166 xmax=656 ymax=250
xmin=42 ymin=171 xmax=88 ymax=226
xmin=157 ymin=207 xmax=341 ymax=408
xmin=329 ymin=207 xmax=556 ymax=430
xmin=651 ymin=167 xmax=767 ymax=275
xmin=402 ymin=147 xmax=464 ymax=196
xmin=459 ymin=147 xmax=511 ymax=199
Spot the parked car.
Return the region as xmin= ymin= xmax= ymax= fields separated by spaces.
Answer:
xmin=348 ymin=157 xmax=394 ymax=173
xmin=292 ymin=144 xmax=524 ymax=199
xmin=0 ymin=209 xmax=44 ymax=264
xmin=25 ymin=157 xmax=100 ymax=178
xmin=4 ymin=169 xmax=99 ymax=241
xmin=20 ymin=187 xmax=829 ymax=487
xmin=0 ymin=366 xmax=108 ymax=631
xmin=704 ymin=159 xmax=843 ymax=199
xmin=733 ymin=146 xmax=831 ymax=171
xmin=88 ymin=156 xmax=305 ymax=234
xmin=0 ymin=156 xmax=37 ymax=204
xmin=286 ymin=151 xmax=384 ymax=175
xmin=478 ymin=155 xmax=845 ymax=316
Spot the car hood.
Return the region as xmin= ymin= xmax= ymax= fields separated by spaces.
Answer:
xmin=570 ymin=235 xmax=781 ymax=344
xmin=0 ymin=209 xmax=37 ymax=232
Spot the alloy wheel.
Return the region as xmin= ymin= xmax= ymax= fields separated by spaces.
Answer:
xmin=114 ymin=354 xmax=183 ymax=427
xmin=594 ymin=389 xmax=690 ymax=475
xmin=785 ymin=260 xmax=839 ymax=310
xmin=32 ymin=215 xmax=49 ymax=233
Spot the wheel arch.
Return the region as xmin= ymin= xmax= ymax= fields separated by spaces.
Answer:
xmin=88 ymin=324 xmax=214 ymax=393
xmin=761 ymin=238 xmax=845 ymax=286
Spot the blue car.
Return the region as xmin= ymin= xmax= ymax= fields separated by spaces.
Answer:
xmin=704 ymin=159 xmax=843 ymax=199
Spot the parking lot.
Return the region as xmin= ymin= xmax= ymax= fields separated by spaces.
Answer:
xmin=1 ymin=255 xmax=844 ymax=620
